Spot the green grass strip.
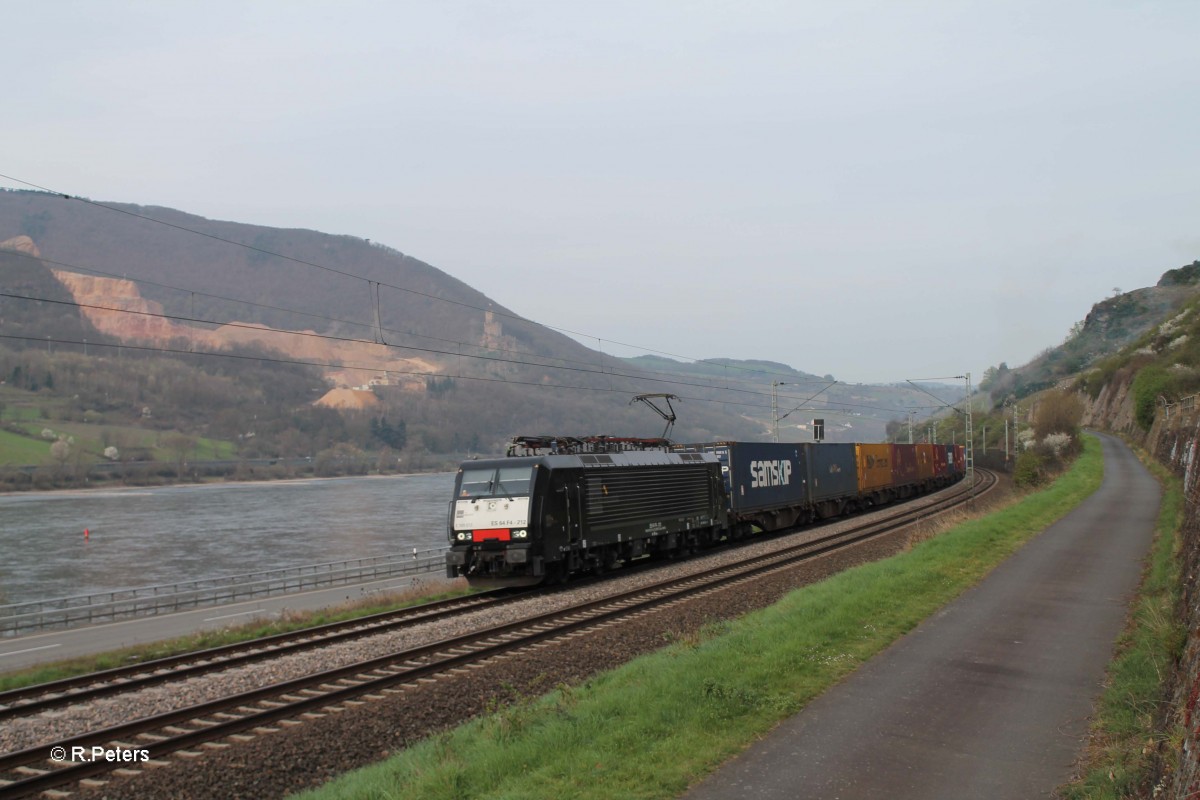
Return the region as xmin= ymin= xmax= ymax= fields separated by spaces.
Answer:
xmin=0 ymin=426 xmax=51 ymax=464
xmin=1058 ymin=454 xmax=1185 ymax=799
xmin=295 ymin=436 xmax=1106 ymax=800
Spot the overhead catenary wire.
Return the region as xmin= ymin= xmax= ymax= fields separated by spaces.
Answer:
xmin=0 ymin=245 xmax=830 ymax=397
xmin=905 ymin=378 xmax=968 ymax=413
xmin=3 ymin=334 xmax=940 ymax=430
xmin=0 ymin=290 xmax=853 ymax=404
xmin=0 ymin=249 xmax=649 ymax=376
xmin=0 ymin=173 xmax=820 ymax=384
xmin=0 ymin=304 xmax=922 ymax=420
xmin=0 ymin=174 xmax=952 ymax=424
xmin=0 ymin=333 xmax=792 ymax=414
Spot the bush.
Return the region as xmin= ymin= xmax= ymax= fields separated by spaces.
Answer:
xmin=1041 ymin=432 xmax=1077 ymax=458
xmin=1033 ymin=391 xmax=1084 ymax=439
xmin=0 ymin=468 xmax=32 ymax=491
xmin=313 ymin=443 xmax=369 ymax=477
xmin=1014 ymin=451 xmax=1045 ymax=487
xmin=1131 ymin=366 xmax=1174 ymax=430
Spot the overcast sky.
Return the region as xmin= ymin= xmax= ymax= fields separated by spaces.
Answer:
xmin=3 ymin=1 xmax=1198 ymax=384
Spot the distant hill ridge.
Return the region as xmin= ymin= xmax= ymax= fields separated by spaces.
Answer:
xmin=0 ymin=191 xmax=790 ymax=442
xmin=0 ymin=188 xmax=1017 ymax=444
xmin=0 ymin=189 xmax=565 ymax=364
xmin=0 ymin=235 xmax=445 ymax=395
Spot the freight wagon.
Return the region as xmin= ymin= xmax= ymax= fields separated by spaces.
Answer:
xmin=683 ymin=441 xmax=809 ymax=535
xmin=447 ymin=437 xmax=967 ymax=588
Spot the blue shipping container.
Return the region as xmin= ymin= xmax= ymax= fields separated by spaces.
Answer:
xmin=689 ymin=442 xmax=810 ymax=514
xmin=804 ymin=443 xmax=859 ymax=503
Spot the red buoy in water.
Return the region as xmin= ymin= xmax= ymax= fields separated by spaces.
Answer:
xmin=84 ymin=528 xmax=89 ymax=540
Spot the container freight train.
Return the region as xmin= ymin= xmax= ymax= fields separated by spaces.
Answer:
xmin=445 ymin=435 xmax=965 ymax=588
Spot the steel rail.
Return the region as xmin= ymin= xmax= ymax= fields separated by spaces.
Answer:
xmin=0 ymin=473 xmax=980 ymax=720
xmin=0 ymin=588 xmax=521 ymax=721
xmin=0 ymin=471 xmax=994 ymax=798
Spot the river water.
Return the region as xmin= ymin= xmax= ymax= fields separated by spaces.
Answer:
xmin=0 ymin=473 xmax=456 ymax=606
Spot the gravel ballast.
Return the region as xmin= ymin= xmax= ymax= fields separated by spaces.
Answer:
xmin=10 ymin=484 xmax=987 ymax=799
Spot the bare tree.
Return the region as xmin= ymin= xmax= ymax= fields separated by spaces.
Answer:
xmin=49 ymin=438 xmax=70 ymax=483
xmin=161 ymin=431 xmax=197 ymax=478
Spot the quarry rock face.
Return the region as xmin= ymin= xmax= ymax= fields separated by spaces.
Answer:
xmin=0 ymin=234 xmax=40 ymax=257
xmin=29 ymin=258 xmax=439 ymax=396
xmin=314 ymin=387 xmax=381 ymax=410
xmin=52 ymin=270 xmax=180 ymax=342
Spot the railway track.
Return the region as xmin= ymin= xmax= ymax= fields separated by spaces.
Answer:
xmin=0 ymin=469 xmax=995 ymax=798
xmin=0 ymin=588 xmax=532 ymax=723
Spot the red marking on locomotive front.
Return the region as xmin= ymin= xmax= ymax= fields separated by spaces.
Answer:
xmin=473 ymin=529 xmax=512 ymax=542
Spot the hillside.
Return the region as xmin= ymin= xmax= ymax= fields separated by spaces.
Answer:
xmin=0 ymin=188 xmax=968 ymax=472
xmin=1053 ymin=265 xmax=1200 ymax=798
xmin=0 ymin=190 xmax=764 ymax=448
xmin=0 ymin=189 xmax=596 ymax=377
xmin=0 ymin=238 xmax=115 ymax=353
xmin=1074 ymin=281 xmax=1200 ymax=434
xmin=980 ymin=261 xmax=1200 ymax=406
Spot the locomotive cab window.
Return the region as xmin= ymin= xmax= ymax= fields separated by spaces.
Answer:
xmin=459 ymin=466 xmax=534 ymax=498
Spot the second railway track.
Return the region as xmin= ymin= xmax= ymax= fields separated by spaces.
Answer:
xmin=0 ymin=588 xmax=530 ymax=722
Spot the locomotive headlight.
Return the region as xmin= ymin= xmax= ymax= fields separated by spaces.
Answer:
xmin=456 ymin=531 xmax=469 ymax=541
xmin=513 ymin=529 xmax=528 ymax=539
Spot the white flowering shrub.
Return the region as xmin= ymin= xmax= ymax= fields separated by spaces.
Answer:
xmin=1159 ymin=309 xmax=1192 ymax=338
xmin=1042 ymin=432 xmax=1073 ymax=457
xmin=1017 ymin=429 xmax=1036 ymax=450
xmin=41 ymin=428 xmax=55 ymax=440
xmin=104 ymin=446 xmax=119 ymax=461
xmin=49 ymin=439 xmax=70 ymax=463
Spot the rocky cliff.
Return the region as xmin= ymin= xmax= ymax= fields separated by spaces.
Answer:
xmin=2 ymin=234 xmax=443 ymax=394
xmin=1140 ymin=405 xmax=1200 ymax=798
xmin=53 ymin=266 xmax=444 ymax=392
xmin=1084 ymin=286 xmax=1200 ymax=796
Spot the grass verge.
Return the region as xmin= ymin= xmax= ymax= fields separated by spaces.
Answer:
xmin=294 ymin=436 xmax=1106 ymax=800
xmin=1057 ymin=453 xmax=1185 ymax=798
xmin=0 ymin=583 xmax=472 ymax=693
xmin=0 ymin=426 xmax=50 ymax=464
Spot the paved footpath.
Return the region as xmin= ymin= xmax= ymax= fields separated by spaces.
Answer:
xmin=684 ymin=433 xmax=1162 ymax=800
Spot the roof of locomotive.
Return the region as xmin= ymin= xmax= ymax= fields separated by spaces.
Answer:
xmin=455 ymin=449 xmax=719 ymax=473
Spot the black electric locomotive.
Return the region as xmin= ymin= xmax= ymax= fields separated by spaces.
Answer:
xmin=445 ymin=438 xmax=727 ymax=588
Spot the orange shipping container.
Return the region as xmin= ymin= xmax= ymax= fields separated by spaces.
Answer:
xmin=931 ymin=444 xmax=949 ymax=477
xmin=915 ymin=444 xmax=937 ymax=483
xmin=855 ymin=443 xmax=894 ymax=493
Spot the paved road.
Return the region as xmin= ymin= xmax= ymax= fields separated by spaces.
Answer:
xmin=0 ymin=572 xmax=450 ymax=672
xmin=684 ymin=433 xmax=1161 ymax=800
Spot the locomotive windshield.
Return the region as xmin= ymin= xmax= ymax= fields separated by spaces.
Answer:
xmin=458 ymin=466 xmax=534 ymax=498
